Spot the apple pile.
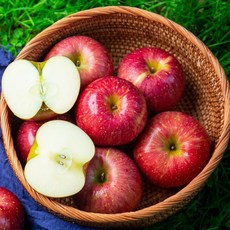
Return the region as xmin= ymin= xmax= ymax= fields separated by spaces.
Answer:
xmin=1 ymin=35 xmax=211 ymax=214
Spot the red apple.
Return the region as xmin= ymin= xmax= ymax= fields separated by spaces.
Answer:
xmin=45 ymin=35 xmax=114 ymax=89
xmin=16 ymin=120 xmax=42 ymax=167
xmin=134 ymin=111 xmax=211 ymax=188
xmin=75 ymin=76 xmax=148 ymax=146
xmin=117 ymin=47 xmax=185 ymax=114
xmin=15 ymin=113 xmax=75 ymax=166
xmin=74 ymin=147 xmax=142 ymax=213
xmin=0 ymin=187 xmax=24 ymax=230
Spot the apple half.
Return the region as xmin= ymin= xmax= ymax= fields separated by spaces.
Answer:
xmin=2 ymin=56 xmax=80 ymax=120
xmin=24 ymin=120 xmax=95 ymax=198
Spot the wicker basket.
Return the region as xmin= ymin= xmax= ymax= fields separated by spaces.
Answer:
xmin=0 ymin=6 xmax=229 ymax=229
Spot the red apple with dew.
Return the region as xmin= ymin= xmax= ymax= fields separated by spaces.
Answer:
xmin=118 ymin=47 xmax=185 ymax=114
xmin=45 ymin=35 xmax=114 ymax=89
xmin=2 ymin=56 xmax=80 ymax=121
xmin=0 ymin=187 xmax=24 ymax=230
xmin=134 ymin=111 xmax=211 ymax=188
xmin=75 ymin=76 xmax=148 ymax=146
xmin=74 ymin=147 xmax=142 ymax=214
xmin=15 ymin=113 xmax=75 ymax=166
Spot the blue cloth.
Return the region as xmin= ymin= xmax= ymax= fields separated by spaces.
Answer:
xmin=0 ymin=46 xmax=97 ymax=230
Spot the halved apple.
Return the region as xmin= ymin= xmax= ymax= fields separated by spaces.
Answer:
xmin=24 ymin=120 xmax=95 ymax=198
xmin=2 ymin=56 xmax=80 ymax=120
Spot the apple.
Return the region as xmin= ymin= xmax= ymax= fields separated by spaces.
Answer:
xmin=1 ymin=56 xmax=80 ymax=120
xmin=117 ymin=47 xmax=185 ymax=114
xmin=133 ymin=111 xmax=211 ymax=188
xmin=74 ymin=147 xmax=142 ymax=214
xmin=0 ymin=187 xmax=24 ymax=230
xmin=75 ymin=76 xmax=148 ymax=146
xmin=15 ymin=113 xmax=75 ymax=167
xmin=24 ymin=120 xmax=95 ymax=198
xmin=45 ymin=35 xmax=114 ymax=89
xmin=15 ymin=120 xmax=43 ymax=167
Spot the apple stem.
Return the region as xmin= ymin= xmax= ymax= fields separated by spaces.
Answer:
xmin=75 ymin=60 xmax=81 ymax=67
xmin=170 ymin=145 xmax=176 ymax=151
xmin=111 ymin=104 xmax=118 ymax=110
xmin=149 ymin=66 xmax=155 ymax=74
xmin=99 ymin=172 xmax=106 ymax=183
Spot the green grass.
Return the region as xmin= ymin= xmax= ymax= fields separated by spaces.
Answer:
xmin=0 ymin=0 xmax=230 ymax=229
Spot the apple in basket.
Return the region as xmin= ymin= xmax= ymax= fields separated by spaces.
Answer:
xmin=75 ymin=76 xmax=148 ymax=146
xmin=74 ymin=147 xmax=142 ymax=214
xmin=0 ymin=187 xmax=24 ymax=230
xmin=134 ymin=111 xmax=211 ymax=188
xmin=117 ymin=47 xmax=185 ymax=114
xmin=45 ymin=35 xmax=114 ymax=90
xmin=15 ymin=113 xmax=75 ymax=167
xmin=24 ymin=120 xmax=95 ymax=198
xmin=1 ymin=56 xmax=80 ymax=121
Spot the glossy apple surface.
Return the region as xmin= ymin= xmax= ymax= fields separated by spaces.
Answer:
xmin=118 ymin=47 xmax=185 ymax=114
xmin=0 ymin=187 xmax=24 ymax=230
xmin=24 ymin=120 xmax=95 ymax=198
xmin=16 ymin=120 xmax=43 ymax=167
xmin=74 ymin=147 xmax=142 ymax=213
xmin=2 ymin=56 xmax=80 ymax=120
xmin=45 ymin=35 xmax=114 ymax=89
xmin=134 ymin=111 xmax=211 ymax=187
xmin=75 ymin=76 xmax=148 ymax=146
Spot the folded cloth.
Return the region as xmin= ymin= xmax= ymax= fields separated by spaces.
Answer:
xmin=0 ymin=46 xmax=97 ymax=230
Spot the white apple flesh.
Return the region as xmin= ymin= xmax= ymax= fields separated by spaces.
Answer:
xmin=24 ymin=120 xmax=95 ymax=198
xmin=2 ymin=56 xmax=80 ymax=120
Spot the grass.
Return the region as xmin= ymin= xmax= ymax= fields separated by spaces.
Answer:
xmin=0 ymin=0 xmax=230 ymax=229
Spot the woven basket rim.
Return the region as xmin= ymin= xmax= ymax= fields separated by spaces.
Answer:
xmin=1 ymin=6 xmax=230 ymax=227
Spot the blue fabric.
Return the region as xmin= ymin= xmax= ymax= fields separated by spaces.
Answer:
xmin=0 ymin=46 xmax=98 ymax=230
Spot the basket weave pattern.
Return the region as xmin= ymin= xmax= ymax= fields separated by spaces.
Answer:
xmin=0 ymin=6 xmax=229 ymax=229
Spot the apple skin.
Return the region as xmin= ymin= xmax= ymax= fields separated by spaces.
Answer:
xmin=15 ymin=120 xmax=43 ymax=167
xmin=117 ymin=47 xmax=185 ymax=114
xmin=75 ymin=76 xmax=148 ymax=146
xmin=45 ymin=35 xmax=114 ymax=89
xmin=74 ymin=147 xmax=142 ymax=214
xmin=15 ymin=113 xmax=75 ymax=166
xmin=133 ymin=111 xmax=211 ymax=188
xmin=0 ymin=187 xmax=24 ymax=230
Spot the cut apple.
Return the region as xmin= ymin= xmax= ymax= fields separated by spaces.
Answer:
xmin=24 ymin=120 xmax=95 ymax=198
xmin=2 ymin=56 xmax=80 ymax=120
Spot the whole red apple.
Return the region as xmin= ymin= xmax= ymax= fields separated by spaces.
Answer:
xmin=75 ymin=76 xmax=148 ymax=146
xmin=45 ymin=35 xmax=114 ymax=89
xmin=74 ymin=147 xmax=142 ymax=213
xmin=15 ymin=113 xmax=75 ymax=166
xmin=0 ymin=187 xmax=24 ymax=230
xmin=117 ymin=47 xmax=185 ymax=114
xmin=134 ymin=111 xmax=211 ymax=188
